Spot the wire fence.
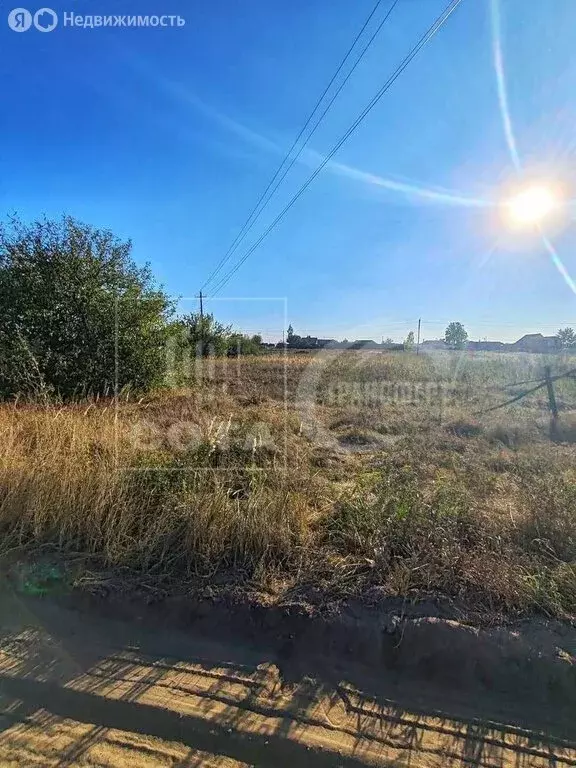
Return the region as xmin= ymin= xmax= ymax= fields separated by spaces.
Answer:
xmin=477 ymin=366 xmax=576 ymax=418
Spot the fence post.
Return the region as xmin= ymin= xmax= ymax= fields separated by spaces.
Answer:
xmin=437 ymin=381 xmax=443 ymax=425
xmin=544 ymin=365 xmax=559 ymax=419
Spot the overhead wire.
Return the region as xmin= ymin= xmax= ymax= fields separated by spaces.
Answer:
xmin=210 ymin=0 xmax=464 ymax=297
xmin=201 ymin=0 xmax=399 ymax=292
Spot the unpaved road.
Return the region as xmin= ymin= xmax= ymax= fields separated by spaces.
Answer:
xmin=0 ymin=584 xmax=574 ymax=767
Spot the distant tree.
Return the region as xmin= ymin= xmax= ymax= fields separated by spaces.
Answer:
xmin=173 ymin=315 xmax=263 ymax=357
xmin=444 ymin=322 xmax=468 ymax=350
xmin=383 ymin=336 xmax=394 ymax=345
xmin=404 ymin=331 xmax=415 ymax=350
xmin=167 ymin=315 xmax=263 ymax=382
xmin=0 ymin=214 xmax=173 ymax=398
xmin=227 ymin=333 xmax=262 ymax=356
xmin=557 ymin=327 xmax=576 ymax=349
xmin=286 ymin=325 xmax=303 ymax=348
xmin=177 ymin=312 xmax=232 ymax=357
xmin=171 ymin=313 xmax=264 ymax=362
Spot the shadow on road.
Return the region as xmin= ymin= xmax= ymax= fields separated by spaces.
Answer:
xmin=0 ymin=587 xmax=574 ymax=767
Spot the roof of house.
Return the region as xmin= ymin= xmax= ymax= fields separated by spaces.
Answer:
xmin=516 ymin=333 xmax=545 ymax=342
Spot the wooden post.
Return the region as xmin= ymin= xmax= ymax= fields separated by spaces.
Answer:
xmin=437 ymin=381 xmax=443 ymax=425
xmin=416 ymin=318 xmax=421 ymax=355
xmin=544 ymin=365 xmax=559 ymax=419
xmin=199 ymin=290 xmax=204 ymax=358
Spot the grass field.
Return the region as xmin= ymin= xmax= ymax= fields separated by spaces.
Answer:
xmin=1 ymin=349 xmax=576 ymax=619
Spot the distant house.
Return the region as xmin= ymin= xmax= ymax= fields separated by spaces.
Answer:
xmin=421 ymin=339 xmax=448 ymax=350
xmin=511 ymin=334 xmax=560 ymax=353
xmin=466 ymin=341 xmax=506 ymax=352
xmin=287 ymin=335 xmax=336 ymax=349
xmin=421 ymin=334 xmax=561 ymax=354
xmin=284 ymin=331 xmax=562 ymax=354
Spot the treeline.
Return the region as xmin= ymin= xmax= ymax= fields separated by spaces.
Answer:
xmin=0 ymin=215 xmax=262 ymax=399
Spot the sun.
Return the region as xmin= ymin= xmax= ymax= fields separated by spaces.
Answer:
xmin=506 ymin=185 xmax=557 ymax=226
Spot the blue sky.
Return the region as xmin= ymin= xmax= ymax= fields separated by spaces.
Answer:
xmin=2 ymin=0 xmax=576 ymax=342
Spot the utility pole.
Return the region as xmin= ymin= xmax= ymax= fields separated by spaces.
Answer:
xmin=416 ymin=318 xmax=421 ymax=355
xmin=198 ymin=290 xmax=204 ymax=357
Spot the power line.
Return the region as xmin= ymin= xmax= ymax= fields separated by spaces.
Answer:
xmin=210 ymin=0 xmax=464 ymax=297
xmin=201 ymin=0 xmax=387 ymax=292
xmin=421 ymin=319 xmax=576 ymax=327
xmin=201 ymin=0 xmax=397 ymax=293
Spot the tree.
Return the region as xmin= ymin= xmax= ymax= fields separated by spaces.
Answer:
xmin=286 ymin=325 xmax=303 ymax=348
xmin=177 ymin=312 xmax=232 ymax=357
xmin=227 ymin=332 xmax=263 ymax=356
xmin=557 ymin=327 xmax=576 ymax=349
xmin=444 ymin=322 xmax=468 ymax=350
xmin=0 ymin=215 xmax=174 ymax=398
xmin=167 ymin=314 xmax=263 ymax=380
xmin=404 ymin=331 xmax=415 ymax=350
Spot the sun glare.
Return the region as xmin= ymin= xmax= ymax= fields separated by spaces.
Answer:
xmin=506 ymin=185 xmax=557 ymax=226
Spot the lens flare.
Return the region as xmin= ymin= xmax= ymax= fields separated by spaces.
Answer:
xmin=541 ymin=232 xmax=576 ymax=296
xmin=490 ymin=0 xmax=520 ymax=172
xmin=506 ymin=186 xmax=556 ymax=226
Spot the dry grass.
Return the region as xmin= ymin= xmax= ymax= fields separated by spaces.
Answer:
xmin=0 ymin=400 xmax=318 ymax=579
xmin=1 ymin=350 xmax=575 ymax=619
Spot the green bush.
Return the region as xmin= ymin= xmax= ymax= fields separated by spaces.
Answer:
xmin=0 ymin=215 xmax=174 ymax=398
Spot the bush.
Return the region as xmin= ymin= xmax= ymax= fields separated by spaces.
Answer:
xmin=0 ymin=215 xmax=174 ymax=398
xmin=166 ymin=314 xmax=263 ymax=384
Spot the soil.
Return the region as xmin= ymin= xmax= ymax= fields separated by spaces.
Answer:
xmin=0 ymin=566 xmax=575 ymax=767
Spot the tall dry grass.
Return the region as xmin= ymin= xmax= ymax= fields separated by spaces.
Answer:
xmin=0 ymin=400 xmax=316 ymax=579
xmin=0 ymin=351 xmax=575 ymax=618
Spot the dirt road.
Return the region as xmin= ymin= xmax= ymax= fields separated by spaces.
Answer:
xmin=0 ymin=584 xmax=574 ymax=767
